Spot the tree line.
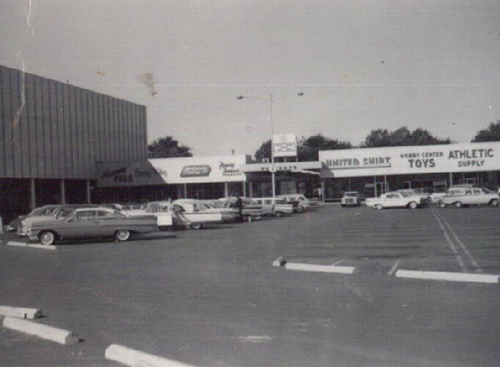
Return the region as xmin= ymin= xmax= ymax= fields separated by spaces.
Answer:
xmin=148 ymin=120 xmax=500 ymax=160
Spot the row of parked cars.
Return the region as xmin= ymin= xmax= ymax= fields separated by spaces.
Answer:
xmin=341 ymin=185 xmax=500 ymax=210
xmin=8 ymin=194 xmax=320 ymax=246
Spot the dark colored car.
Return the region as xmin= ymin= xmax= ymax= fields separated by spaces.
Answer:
xmin=27 ymin=208 xmax=158 ymax=245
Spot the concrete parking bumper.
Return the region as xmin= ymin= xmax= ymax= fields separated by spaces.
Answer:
xmin=2 ymin=317 xmax=80 ymax=345
xmin=105 ymin=344 xmax=197 ymax=367
xmin=0 ymin=305 xmax=42 ymax=319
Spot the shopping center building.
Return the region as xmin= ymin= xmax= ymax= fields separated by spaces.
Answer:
xmin=0 ymin=65 xmax=147 ymax=221
xmin=2 ymin=65 xmax=500 ymax=222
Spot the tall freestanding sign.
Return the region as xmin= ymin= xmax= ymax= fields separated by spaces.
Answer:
xmin=273 ymin=134 xmax=297 ymax=158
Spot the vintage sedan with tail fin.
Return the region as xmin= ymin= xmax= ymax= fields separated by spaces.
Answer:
xmin=27 ymin=208 xmax=158 ymax=245
xmin=438 ymin=188 xmax=499 ymax=208
xmin=365 ymin=191 xmax=425 ymax=210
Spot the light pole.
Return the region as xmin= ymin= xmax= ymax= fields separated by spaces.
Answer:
xmin=237 ymin=92 xmax=304 ymax=198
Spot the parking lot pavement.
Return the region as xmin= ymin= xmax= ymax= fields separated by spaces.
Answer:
xmin=0 ymin=205 xmax=499 ymax=367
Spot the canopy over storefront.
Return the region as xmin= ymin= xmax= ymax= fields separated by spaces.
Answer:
xmin=96 ymin=155 xmax=248 ymax=188
xmin=240 ymin=161 xmax=321 ymax=174
xmin=319 ymin=142 xmax=500 ymax=178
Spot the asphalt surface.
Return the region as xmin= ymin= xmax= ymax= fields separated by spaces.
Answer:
xmin=0 ymin=204 xmax=499 ymax=367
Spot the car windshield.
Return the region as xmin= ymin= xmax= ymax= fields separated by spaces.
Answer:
xmin=29 ymin=206 xmax=57 ymax=216
xmin=344 ymin=192 xmax=358 ymax=197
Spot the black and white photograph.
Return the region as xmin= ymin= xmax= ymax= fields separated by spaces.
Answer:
xmin=1 ymin=1 xmax=500 ymax=366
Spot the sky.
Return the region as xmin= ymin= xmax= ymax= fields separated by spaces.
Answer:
xmin=1 ymin=0 xmax=500 ymax=157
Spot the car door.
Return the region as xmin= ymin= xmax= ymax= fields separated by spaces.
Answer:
xmin=59 ymin=210 xmax=100 ymax=239
xmin=96 ymin=210 xmax=122 ymax=236
xmin=384 ymin=193 xmax=404 ymax=208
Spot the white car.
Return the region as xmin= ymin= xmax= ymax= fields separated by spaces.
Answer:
xmin=365 ymin=191 xmax=425 ymax=210
xmin=174 ymin=199 xmax=237 ymax=223
xmin=252 ymin=197 xmax=294 ymax=217
xmin=277 ymin=194 xmax=319 ymax=212
xmin=396 ymin=189 xmax=430 ymax=204
xmin=340 ymin=192 xmax=363 ymax=207
xmin=438 ymin=188 xmax=499 ymax=208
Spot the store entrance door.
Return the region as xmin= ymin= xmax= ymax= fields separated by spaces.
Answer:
xmin=375 ymin=182 xmax=389 ymax=197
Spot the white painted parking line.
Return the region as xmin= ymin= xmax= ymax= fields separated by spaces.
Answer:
xmin=5 ymin=241 xmax=28 ymax=248
xmin=105 ymin=344 xmax=196 ymax=367
xmin=285 ymin=262 xmax=357 ymax=274
xmin=430 ymin=208 xmax=468 ymax=272
xmin=332 ymin=259 xmax=345 ymax=266
xmin=6 ymin=241 xmax=57 ymax=250
xmin=2 ymin=317 xmax=79 ymax=345
xmin=0 ymin=305 xmax=42 ymax=319
xmin=387 ymin=260 xmax=400 ymax=276
xmin=434 ymin=209 xmax=482 ymax=273
xmin=395 ymin=270 xmax=499 ymax=284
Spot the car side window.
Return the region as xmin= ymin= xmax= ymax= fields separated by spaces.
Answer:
xmin=97 ymin=211 xmax=115 ymax=218
xmin=76 ymin=211 xmax=96 ymax=221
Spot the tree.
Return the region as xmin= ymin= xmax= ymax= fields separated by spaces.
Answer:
xmin=148 ymin=136 xmax=193 ymax=158
xmin=254 ymin=140 xmax=272 ymax=162
xmin=298 ymin=134 xmax=352 ymax=161
xmin=472 ymin=121 xmax=500 ymax=142
xmin=253 ymin=134 xmax=352 ymax=162
xmin=361 ymin=127 xmax=451 ymax=147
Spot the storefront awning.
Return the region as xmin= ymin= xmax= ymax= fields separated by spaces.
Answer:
xmin=96 ymin=155 xmax=248 ymax=187
xmin=240 ymin=161 xmax=322 ymax=173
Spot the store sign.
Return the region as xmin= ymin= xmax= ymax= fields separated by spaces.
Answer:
xmin=273 ymin=134 xmax=297 ymax=157
xmin=219 ymin=161 xmax=243 ymax=177
xmin=319 ymin=142 xmax=500 ymax=178
xmin=97 ymin=161 xmax=167 ymax=187
xmin=240 ymin=161 xmax=321 ymax=173
xmin=180 ymin=165 xmax=212 ymax=177
xmin=148 ymin=155 xmax=247 ymax=184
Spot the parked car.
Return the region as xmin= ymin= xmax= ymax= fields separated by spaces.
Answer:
xmin=17 ymin=204 xmax=102 ymax=236
xmin=252 ymin=197 xmax=294 ymax=217
xmin=438 ymin=188 xmax=499 ymax=208
xmin=277 ymin=194 xmax=319 ymax=212
xmin=178 ymin=200 xmax=238 ymax=222
xmin=395 ymin=189 xmax=430 ymax=204
xmin=216 ymin=197 xmax=264 ymax=221
xmin=139 ymin=202 xmax=178 ymax=229
xmin=340 ymin=191 xmax=363 ymax=207
xmin=429 ymin=189 xmax=448 ymax=203
xmin=27 ymin=208 xmax=158 ymax=245
xmin=430 ymin=185 xmax=473 ymax=204
xmin=365 ymin=191 xmax=426 ymax=210
xmin=172 ymin=200 xmax=229 ymax=229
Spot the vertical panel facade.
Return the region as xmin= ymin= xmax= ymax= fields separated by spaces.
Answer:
xmin=0 ymin=65 xmax=147 ymax=179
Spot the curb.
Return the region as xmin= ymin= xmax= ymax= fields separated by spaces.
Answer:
xmin=3 ymin=317 xmax=79 ymax=345
xmin=105 ymin=344 xmax=195 ymax=367
xmin=285 ymin=262 xmax=357 ymax=275
xmin=6 ymin=241 xmax=57 ymax=250
xmin=395 ymin=269 xmax=500 ymax=284
xmin=0 ymin=305 xmax=42 ymax=319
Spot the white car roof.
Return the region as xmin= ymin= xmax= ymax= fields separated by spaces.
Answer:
xmin=74 ymin=208 xmax=115 ymax=213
